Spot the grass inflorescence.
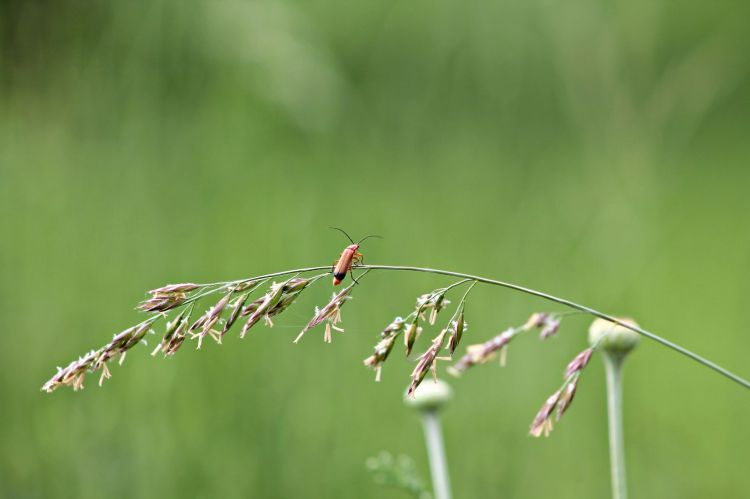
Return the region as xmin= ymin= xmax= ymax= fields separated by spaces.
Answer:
xmin=42 ymin=261 xmax=750 ymax=441
xmin=43 ymin=272 xmax=329 ymax=392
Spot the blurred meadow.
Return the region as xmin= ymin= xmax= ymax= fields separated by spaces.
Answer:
xmin=2 ymin=0 xmax=750 ymax=497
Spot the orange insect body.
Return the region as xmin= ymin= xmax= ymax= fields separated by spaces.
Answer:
xmin=329 ymin=227 xmax=380 ymax=286
xmin=333 ymin=244 xmax=363 ymax=285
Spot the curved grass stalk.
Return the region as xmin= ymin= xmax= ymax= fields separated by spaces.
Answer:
xmin=43 ymin=263 xmax=750 ymax=392
xmin=199 ymin=263 xmax=749 ymax=390
xmin=359 ymin=264 xmax=750 ymax=390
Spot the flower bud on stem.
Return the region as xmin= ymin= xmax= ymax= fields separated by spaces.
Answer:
xmin=589 ymin=318 xmax=640 ymax=499
xmin=404 ymin=380 xmax=453 ymax=499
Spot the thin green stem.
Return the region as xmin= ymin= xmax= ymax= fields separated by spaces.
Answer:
xmin=603 ymin=354 xmax=627 ymax=499
xmin=420 ymin=410 xmax=452 ymax=499
xmin=443 ymin=280 xmax=477 ymax=328
xmin=408 ymin=279 xmax=473 ymax=332
xmin=442 ymin=279 xmax=474 ymax=294
xmin=164 ymin=263 xmax=750 ymax=390
xmin=359 ymin=264 xmax=750 ymax=390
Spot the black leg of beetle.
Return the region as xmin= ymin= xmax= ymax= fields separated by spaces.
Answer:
xmin=350 ymin=268 xmax=360 ymax=285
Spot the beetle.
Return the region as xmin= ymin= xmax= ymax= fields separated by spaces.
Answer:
xmin=330 ymin=227 xmax=380 ymax=285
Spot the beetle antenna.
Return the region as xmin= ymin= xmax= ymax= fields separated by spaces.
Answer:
xmin=329 ymin=226 xmax=355 ymax=244
xmin=357 ymin=234 xmax=382 ymax=244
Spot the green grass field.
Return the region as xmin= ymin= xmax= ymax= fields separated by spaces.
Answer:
xmin=2 ymin=1 xmax=750 ymax=497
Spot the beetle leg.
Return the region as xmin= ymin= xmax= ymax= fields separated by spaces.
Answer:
xmin=350 ymin=268 xmax=360 ymax=285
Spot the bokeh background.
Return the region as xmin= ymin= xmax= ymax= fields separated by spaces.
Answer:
xmin=2 ymin=1 xmax=750 ymax=498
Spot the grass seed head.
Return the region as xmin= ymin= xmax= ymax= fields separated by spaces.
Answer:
xmin=163 ymin=320 xmax=188 ymax=356
xmin=564 ymin=348 xmax=594 ymax=378
xmin=523 ymin=313 xmax=548 ymax=331
xmin=522 ymin=312 xmax=562 ymax=339
xmin=407 ymin=330 xmax=448 ymax=397
xmin=403 ymin=321 xmax=421 ymax=356
xmin=556 ymin=377 xmax=579 ymax=421
xmin=42 ymin=351 xmax=97 ymax=392
xmin=153 ymin=314 xmax=187 ymax=356
xmin=529 ymin=390 xmax=562 ymax=437
xmin=539 ymin=317 xmax=561 ymax=339
xmin=228 ymin=279 xmax=260 ymax=293
xmin=138 ymin=293 xmax=187 ymax=313
xmin=295 ymin=284 xmax=353 ymax=343
xmin=283 ymin=277 xmax=311 ymax=293
xmin=364 ymin=317 xmax=406 ymax=381
xmin=148 ymin=283 xmax=200 ymax=294
xmin=189 ymin=315 xmax=208 ymax=333
xmin=240 ymin=297 xmax=263 ymax=317
xmin=139 ymin=283 xmax=200 ymax=312
xmin=42 ymin=318 xmax=156 ymax=392
xmin=416 ymin=291 xmax=450 ymax=325
xmin=364 ymin=335 xmax=397 ymax=381
xmin=449 ymin=327 xmax=516 ymax=376
xmin=531 ymin=346 xmax=596 ymax=437
xmin=190 ymin=293 xmax=232 ymax=348
xmin=221 ymin=294 xmax=248 ymax=336
xmin=240 ymin=281 xmax=288 ymax=338
xmin=447 ymin=309 xmax=467 ymax=355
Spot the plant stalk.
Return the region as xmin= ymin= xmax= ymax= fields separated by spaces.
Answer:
xmin=604 ymin=354 xmax=627 ymax=499
xmin=420 ymin=410 xmax=452 ymax=499
xmin=191 ymin=263 xmax=750 ymax=390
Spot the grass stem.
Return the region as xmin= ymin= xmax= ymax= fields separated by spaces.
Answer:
xmin=359 ymin=264 xmax=750 ymax=390
xmin=421 ymin=410 xmax=452 ymax=499
xmin=162 ymin=263 xmax=750 ymax=391
xmin=604 ymin=354 xmax=627 ymax=499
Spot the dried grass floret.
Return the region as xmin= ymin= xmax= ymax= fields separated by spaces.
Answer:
xmin=448 ymin=327 xmax=517 ymax=376
xmin=42 ymin=318 xmax=157 ymax=392
xmin=296 ymin=282 xmax=355 ymax=344
xmin=529 ymin=347 xmax=595 ymax=437
xmin=363 ymin=317 xmax=406 ymax=381
xmin=407 ymin=329 xmax=449 ymax=397
xmin=42 ymin=274 xmax=320 ymax=392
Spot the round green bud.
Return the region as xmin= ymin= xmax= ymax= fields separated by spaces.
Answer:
xmin=404 ymin=379 xmax=452 ymax=412
xmin=588 ymin=317 xmax=640 ymax=358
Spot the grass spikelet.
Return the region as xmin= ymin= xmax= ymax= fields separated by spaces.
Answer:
xmin=363 ymin=317 xmax=405 ymax=381
xmin=529 ymin=346 xmax=596 ymax=437
xmin=296 ymin=282 xmax=355 ymax=343
xmin=42 ymin=317 xmax=158 ymax=392
xmin=295 ymin=271 xmax=367 ymax=343
xmin=407 ymin=329 xmax=449 ymax=397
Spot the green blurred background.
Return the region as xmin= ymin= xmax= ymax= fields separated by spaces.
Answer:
xmin=2 ymin=1 xmax=750 ymax=497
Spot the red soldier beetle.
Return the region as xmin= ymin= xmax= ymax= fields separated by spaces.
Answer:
xmin=330 ymin=227 xmax=380 ymax=285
